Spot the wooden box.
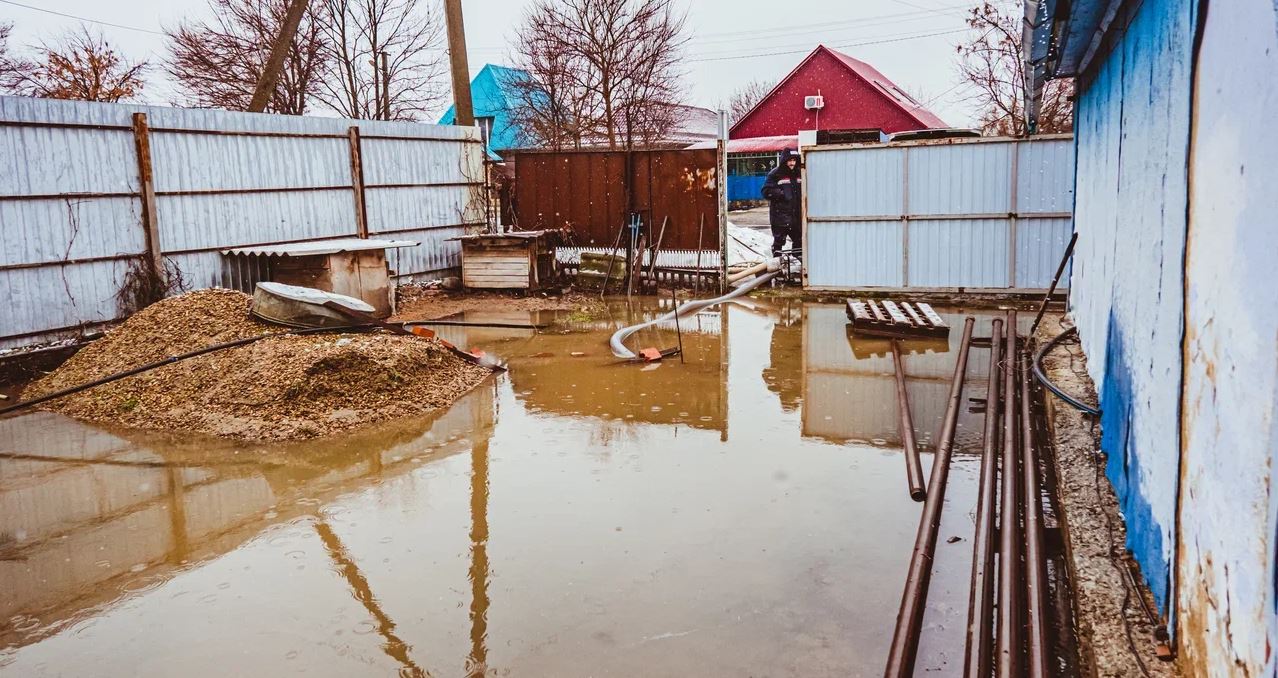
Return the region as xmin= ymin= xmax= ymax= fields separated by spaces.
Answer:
xmin=457 ymin=231 xmax=559 ymax=290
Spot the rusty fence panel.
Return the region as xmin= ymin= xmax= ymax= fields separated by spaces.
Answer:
xmin=510 ymin=148 xmax=720 ymax=251
xmin=0 ymin=96 xmax=485 ymax=349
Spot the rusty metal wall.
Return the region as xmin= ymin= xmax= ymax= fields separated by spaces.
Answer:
xmin=511 ymin=148 xmax=720 ymax=250
xmin=0 ymin=96 xmax=485 ymax=348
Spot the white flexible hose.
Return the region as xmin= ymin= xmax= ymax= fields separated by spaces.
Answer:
xmin=609 ymin=271 xmax=780 ymax=359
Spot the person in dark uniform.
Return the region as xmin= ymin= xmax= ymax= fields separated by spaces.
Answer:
xmin=761 ymin=149 xmax=803 ymax=257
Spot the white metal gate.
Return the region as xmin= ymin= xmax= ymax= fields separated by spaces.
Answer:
xmin=802 ymin=135 xmax=1074 ymax=292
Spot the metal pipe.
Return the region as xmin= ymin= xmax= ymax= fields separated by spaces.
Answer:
xmin=1021 ymin=349 xmax=1051 ymax=677
xmin=890 ymin=340 xmax=926 ymax=501
xmin=996 ymin=312 xmax=1023 ymax=677
xmin=608 ymin=271 xmax=778 ymax=360
xmin=1029 ymin=232 xmax=1078 ymax=336
xmin=883 ymin=317 xmax=976 ymax=678
xmin=963 ymin=318 xmax=1003 ymax=678
xmin=1032 ymin=327 xmax=1101 ymax=416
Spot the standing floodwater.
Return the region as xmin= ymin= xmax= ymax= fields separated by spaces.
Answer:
xmin=0 ymin=301 xmax=1012 ymax=677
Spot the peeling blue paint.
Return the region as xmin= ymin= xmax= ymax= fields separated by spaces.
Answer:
xmin=1100 ymin=315 xmax=1170 ymax=612
xmin=1069 ymin=0 xmax=1196 ymax=627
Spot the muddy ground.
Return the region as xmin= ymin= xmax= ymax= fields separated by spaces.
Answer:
xmin=1035 ymin=314 xmax=1178 ymax=677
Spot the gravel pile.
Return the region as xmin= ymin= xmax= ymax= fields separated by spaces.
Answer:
xmin=28 ymin=289 xmax=491 ymax=441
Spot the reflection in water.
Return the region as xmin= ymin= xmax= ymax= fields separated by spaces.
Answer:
xmin=0 ymin=301 xmax=1018 ymax=677
xmin=467 ymin=440 xmax=489 ymax=678
xmin=763 ymin=300 xmax=803 ymax=413
xmin=314 ymin=521 xmax=425 ymax=677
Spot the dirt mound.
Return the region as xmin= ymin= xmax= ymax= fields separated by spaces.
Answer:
xmin=28 ymin=289 xmax=492 ymax=441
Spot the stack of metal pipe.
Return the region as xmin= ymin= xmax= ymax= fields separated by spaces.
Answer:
xmin=884 ymin=311 xmax=1062 ymax=677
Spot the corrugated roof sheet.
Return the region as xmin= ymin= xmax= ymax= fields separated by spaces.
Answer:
xmin=222 ymin=238 xmax=418 ymax=257
xmin=686 ymin=135 xmax=797 ymax=152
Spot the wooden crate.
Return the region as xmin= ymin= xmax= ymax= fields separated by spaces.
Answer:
xmin=457 ymin=231 xmax=559 ymax=290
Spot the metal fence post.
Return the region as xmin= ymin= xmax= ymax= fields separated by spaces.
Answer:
xmin=1008 ymin=140 xmax=1020 ymax=288
xmin=901 ymin=146 xmax=911 ymax=287
xmin=348 ymin=126 xmax=370 ymax=239
xmin=130 ymin=113 xmax=164 ymax=281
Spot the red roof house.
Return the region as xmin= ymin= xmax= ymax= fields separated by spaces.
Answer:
xmin=730 ymin=45 xmax=947 ymax=139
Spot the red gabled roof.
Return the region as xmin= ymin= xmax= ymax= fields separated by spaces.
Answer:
xmin=729 ymin=45 xmax=947 ymax=137
xmin=824 ymin=47 xmax=948 ymax=129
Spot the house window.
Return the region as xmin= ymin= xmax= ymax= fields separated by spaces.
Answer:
xmin=477 ymin=116 xmax=495 ymax=145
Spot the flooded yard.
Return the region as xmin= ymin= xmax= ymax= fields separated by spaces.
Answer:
xmin=0 ymin=301 xmax=1018 ymax=677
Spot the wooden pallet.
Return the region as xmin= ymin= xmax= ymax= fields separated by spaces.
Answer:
xmin=846 ymin=299 xmax=950 ymax=339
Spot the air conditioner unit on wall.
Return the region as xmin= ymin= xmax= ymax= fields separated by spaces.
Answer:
xmin=804 ymin=95 xmax=825 ymax=110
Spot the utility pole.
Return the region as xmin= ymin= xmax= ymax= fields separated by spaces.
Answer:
xmin=248 ymin=0 xmax=309 ymax=113
xmin=380 ymin=51 xmax=391 ymax=120
xmin=444 ymin=0 xmax=474 ymax=126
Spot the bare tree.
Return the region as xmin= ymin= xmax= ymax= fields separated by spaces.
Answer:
xmin=957 ymin=1 xmax=1072 ymax=135
xmin=509 ymin=0 xmax=688 ymax=150
xmin=314 ymin=0 xmax=446 ymax=120
xmin=727 ymin=78 xmax=772 ymax=126
xmin=6 ymin=28 xmax=147 ymax=102
xmin=0 ymin=22 xmax=33 ymax=92
xmin=166 ymin=0 xmax=328 ymax=114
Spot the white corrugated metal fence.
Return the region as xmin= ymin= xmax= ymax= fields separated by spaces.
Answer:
xmin=1 ymin=96 xmax=485 ymax=348
xmin=803 ymin=135 xmax=1074 ymax=291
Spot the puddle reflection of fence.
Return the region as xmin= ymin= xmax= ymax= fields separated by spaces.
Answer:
xmin=799 ymin=305 xmax=1000 ymax=450
xmin=0 ymin=384 xmax=497 ymax=651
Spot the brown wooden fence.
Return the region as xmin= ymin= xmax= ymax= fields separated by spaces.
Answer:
xmin=510 ymin=148 xmax=720 ymax=251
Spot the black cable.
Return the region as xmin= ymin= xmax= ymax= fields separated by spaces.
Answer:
xmin=0 ymin=325 xmax=372 ymax=418
xmin=1032 ymin=327 xmax=1102 ymax=416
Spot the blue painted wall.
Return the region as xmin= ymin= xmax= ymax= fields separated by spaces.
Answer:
xmin=1070 ymin=0 xmax=1199 ymax=619
xmin=728 ymin=175 xmax=768 ymax=202
xmin=439 ymin=64 xmax=527 ymax=158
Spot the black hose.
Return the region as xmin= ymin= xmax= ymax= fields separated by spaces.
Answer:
xmin=1031 ymin=327 xmax=1101 ymax=416
xmin=0 ymin=324 xmax=372 ymax=417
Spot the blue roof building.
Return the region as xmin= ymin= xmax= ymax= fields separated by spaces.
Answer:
xmin=438 ymin=64 xmax=529 ymax=160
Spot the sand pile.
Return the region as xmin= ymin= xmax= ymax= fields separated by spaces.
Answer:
xmin=29 ymin=289 xmax=492 ymax=441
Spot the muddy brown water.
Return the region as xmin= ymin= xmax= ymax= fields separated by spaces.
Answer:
xmin=0 ymin=301 xmax=1025 ymax=677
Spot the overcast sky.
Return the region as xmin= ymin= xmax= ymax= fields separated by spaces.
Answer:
xmin=1 ymin=0 xmax=983 ymax=127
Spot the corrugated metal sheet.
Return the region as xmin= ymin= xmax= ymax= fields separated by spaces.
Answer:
xmin=1016 ymin=138 xmax=1075 ymax=213
xmin=908 ymin=218 xmax=1009 ymax=287
xmin=806 ymin=146 xmax=902 ymax=218
xmin=804 ymin=136 xmax=1073 ymax=292
xmin=0 ymin=95 xmax=484 ymax=348
xmin=511 ymin=148 xmax=719 ymax=250
xmin=907 ymin=143 xmax=1012 ymax=216
xmin=1014 ymin=217 xmax=1073 ymax=287
xmin=807 ymin=221 xmax=904 ymax=287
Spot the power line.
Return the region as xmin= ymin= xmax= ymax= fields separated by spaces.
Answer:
xmin=690 ymin=3 xmax=973 ymax=43
xmin=0 ymin=0 xmax=166 ymax=36
xmin=689 ymin=21 xmax=956 ymax=59
xmin=688 ymin=27 xmax=970 ymax=63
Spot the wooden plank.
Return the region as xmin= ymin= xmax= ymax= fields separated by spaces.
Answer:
xmin=901 ymin=302 xmax=927 ymax=328
xmin=917 ymin=303 xmax=947 ymax=329
xmin=130 ymin=113 xmax=163 ymax=284
xmin=881 ymin=300 xmax=911 ymax=326
xmin=348 ymin=126 xmax=369 ymax=239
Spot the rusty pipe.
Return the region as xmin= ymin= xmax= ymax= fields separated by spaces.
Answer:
xmin=883 ymin=317 xmax=976 ymax=678
xmin=963 ymin=318 xmax=1003 ymax=678
xmin=1021 ymin=349 xmax=1051 ymax=677
xmin=891 ymin=340 xmax=927 ymax=502
xmin=996 ymin=312 xmax=1023 ymax=677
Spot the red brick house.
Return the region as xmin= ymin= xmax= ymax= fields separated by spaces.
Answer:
xmin=730 ymin=45 xmax=947 ymax=139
